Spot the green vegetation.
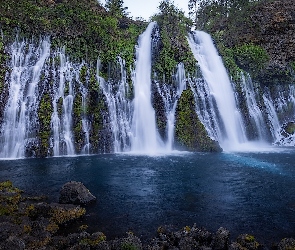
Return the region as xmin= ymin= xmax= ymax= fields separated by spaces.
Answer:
xmin=151 ymin=0 xmax=196 ymax=83
xmin=233 ymin=43 xmax=269 ymax=77
xmin=73 ymin=92 xmax=84 ymax=152
xmin=0 ymin=38 xmax=8 ymax=94
xmin=284 ymin=122 xmax=295 ymax=135
xmin=121 ymin=242 xmax=139 ymax=250
xmin=105 ymin=0 xmax=128 ymax=18
xmin=175 ymin=88 xmax=222 ymax=152
xmin=0 ymin=0 xmax=145 ymax=75
xmin=214 ymin=42 xmax=269 ymax=82
xmin=188 ymin=0 xmax=295 ymax=85
xmin=38 ymin=93 xmax=53 ymax=157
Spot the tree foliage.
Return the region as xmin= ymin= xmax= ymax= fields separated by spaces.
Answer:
xmin=187 ymin=0 xmax=279 ymax=82
xmin=0 ymin=0 xmax=145 ymax=74
xmin=151 ymin=0 xmax=196 ymax=82
xmin=105 ymin=0 xmax=128 ymax=18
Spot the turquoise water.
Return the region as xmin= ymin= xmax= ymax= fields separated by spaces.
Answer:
xmin=1 ymin=149 xmax=295 ymax=244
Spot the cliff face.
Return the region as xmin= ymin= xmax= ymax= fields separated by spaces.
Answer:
xmin=206 ymin=0 xmax=295 ymax=85
xmin=237 ymin=0 xmax=295 ymax=84
xmin=251 ymin=0 xmax=295 ymax=68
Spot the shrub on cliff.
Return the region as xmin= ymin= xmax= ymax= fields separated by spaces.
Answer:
xmin=0 ymin=0 xmax=145 ymax=73
xmin=151 ymin=0 xmax=196 ymax=83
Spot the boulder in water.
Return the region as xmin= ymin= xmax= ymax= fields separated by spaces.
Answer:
xmin=59 ymin=181 xmax=96 ymax=205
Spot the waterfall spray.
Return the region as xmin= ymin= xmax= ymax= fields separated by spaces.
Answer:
xmin=130 ymin=22 xmax=165 ymax=154
xmin=0 ymin=38 xmax=50 ymax=158
xmin=188 ymin=31 xmax=248 ymax=150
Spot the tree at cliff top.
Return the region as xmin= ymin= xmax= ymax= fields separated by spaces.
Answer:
xmin=151 ymin=0 xmax=196 ymax=83
xmin=105 ymin=0 xmax=129 ymax=18
xmin=0 ymin=0 xmax=145 ymax=73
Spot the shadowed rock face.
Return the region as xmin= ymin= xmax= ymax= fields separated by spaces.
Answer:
xmin=221 ymin=0 xmax=295 ymax=85
xmin=250 ymin=0 xmax=295 ymax=85
xmin=59 ymin=181 xmax=96 ymax=205
xmin=251 ymin=0 xmax=295 ymax=66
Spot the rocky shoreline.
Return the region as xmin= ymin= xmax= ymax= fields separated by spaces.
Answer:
xmin=0 ymin=180 xmax=294 ymax=250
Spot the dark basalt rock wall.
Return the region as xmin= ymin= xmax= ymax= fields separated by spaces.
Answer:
xmin=221 ymin=0 xmax=295 ymax=85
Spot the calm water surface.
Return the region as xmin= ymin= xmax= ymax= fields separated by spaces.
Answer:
xmin=1 ymin=149 xmax=295 ymax=244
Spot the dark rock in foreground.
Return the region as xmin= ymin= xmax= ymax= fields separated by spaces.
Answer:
xmin=59 ymin=181 xmax=96 ymax=205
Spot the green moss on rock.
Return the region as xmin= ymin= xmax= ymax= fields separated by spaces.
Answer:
xmin=73 ymin=92 xmax=84 ymax=152
xmin=38 ymin=93 xmax=53 ymax=157
xmin=151 ymin=1 xmax=196 ymax=83
xmin=175 ymin=88 xmax=222 ymax=152
xmin=0 ymin=180 xmax=22 ymax=216
xmin=49 ymin=205 xmax=86 ymax=225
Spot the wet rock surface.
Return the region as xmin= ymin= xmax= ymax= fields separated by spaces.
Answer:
xmin=59 ymin=181 xmax=97 ymax=205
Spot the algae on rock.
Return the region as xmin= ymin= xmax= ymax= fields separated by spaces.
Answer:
xmin=175 ymin=88 xmax=222 ymax=152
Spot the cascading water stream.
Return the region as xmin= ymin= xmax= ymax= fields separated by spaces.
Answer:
xmin=97 ymin=57 xmax=132 ymax=153
xmin=0 ymin=38 xmax=50 ymax=158
xmin=240 ymin=73 xmax=267 ymax=140
xmin=263 ymin=91 xmax=281 ymax=142
xmin=188 ymin=31 xmax=250 ymax=151
xmin=267 ymin=85 xmax=295 ymax=146
xmin=188 ymin=77 xmax=222 ymax=142
xmin=155 ymin=63 xmax=187 ymax=151
xmin=81 ymin=84 xmax=91 ymax=154
xmin=51 ymin=49 xmax=76 ymax=156
xmin=130 ymin=22 xmax=165 ymax=154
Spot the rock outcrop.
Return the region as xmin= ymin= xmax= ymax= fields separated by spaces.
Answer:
xmin=59 ymin=181 xmax=96 ymax=205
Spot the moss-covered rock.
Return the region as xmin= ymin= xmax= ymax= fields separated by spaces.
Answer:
xmin=175 ymin=88 xmax=222 ymax=152
xmin=0 ymin=180 xmax=22 ymax=216
xmin=38 ymin=93 xmax=53 ymax=157
xmin=73 ymin=91 xmax=85 ymax=152
xmin=236 ymin=234 xmax=261 ymax=250
xmin=278 ymin=238 xmax=295 ymax=250
xmin=88 ymin=75 xmax=113 ymax=153
xmin=151 ymin=2 xmax=196 ymax=84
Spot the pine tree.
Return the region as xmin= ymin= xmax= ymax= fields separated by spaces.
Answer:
xmin=105 ymin=0 xmax=128 ymax=18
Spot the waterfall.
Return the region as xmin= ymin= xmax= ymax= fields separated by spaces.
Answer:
xmin=188 ymin=77 xmax=222 ymax=143
xmin=0 ymin=38 xmax=50 ymax=158
xmin=130 ymin=22 xmax=166 ymax=154
xmin=155 ymin=63 xmax=186 ymax=151
xmin=240 ymin=73 xmax=268 ymax=140
xmin=267 ymin=85 xmax=295 ymax=146
xmin=263 ymin=91 xmax=281 ymax=142
xmin=97 ymin=57 xmax=132 ymax=153
xmin=3 ymin=24 xmax=295 ymax=159
xmin=188 ymin=31 xmax=249 ymax=150
xmin=81 ymin=83 xmax=91 ymax=154
xmin=51 ymin=49 xmax=76 ymax=156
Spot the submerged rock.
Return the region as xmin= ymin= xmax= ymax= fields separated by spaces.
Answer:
xmin=59 ymin=181 xmax=96 ymax=205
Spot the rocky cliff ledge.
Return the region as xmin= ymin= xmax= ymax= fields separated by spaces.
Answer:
xmin=208 ymin=0 xmax=295 ymax=85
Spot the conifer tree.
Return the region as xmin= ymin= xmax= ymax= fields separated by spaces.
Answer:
xmin=105 ymin=0 xmax=128 ymax=18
